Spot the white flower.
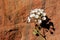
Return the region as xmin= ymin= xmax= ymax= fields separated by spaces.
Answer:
xmin=27 ymin=17 xmax=31 ymax=22
xmin=41 ymin=9 xmax=44 ymax=12
xmin=42 ymin=13 xmax=46 ymax=16
xmin=42 ymin=17 xmax=46 ymax=20
xmin=37 ymin=12 xmax=41 ymax=15
xmin=34 ymin=15 xmax=39 ymax=18
xmin=30 ymin=10 xmax=35 ymax=14
xmin=34 ymin=9 xmax=38 ymax=12
xmin=37 ymin=9 xmax=41 ymax=12
xmin=38 ymin=19 xmax=42 ymax=24
xmin=28 ymin=8 xmax=47 ymax=23
xmin=40 ymin=9 xmax=44 ymax=13
xmin=30 ymin=9 xmax=38 ymax=14
xmin=30 ymin=13 xmax=35 ymax=17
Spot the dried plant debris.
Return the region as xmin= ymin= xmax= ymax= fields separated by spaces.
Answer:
xmin=14 ymin=16 xmax=20 ymax=24
xmin=4 ymin=14 xmax=13 ymax=22
xmin=0 ymin=25 xmax=22 ymax=40
xmin=8 ymin=32 xmax=16 ymax=40
xmin=13 ymin=12 xmax=20 ymax=24
xmin=8 ymin=28 xmax=18 ymax=32
xmin=4 ymin=13 xmax=14 ymax=26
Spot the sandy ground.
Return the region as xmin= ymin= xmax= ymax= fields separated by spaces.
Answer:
xmin=0 ymin=0 xmax=60 ymax=40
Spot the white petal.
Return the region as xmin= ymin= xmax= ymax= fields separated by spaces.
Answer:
xmin=34 ymin=9 xmax=38 ymax=12
xmin=42 ymin=17 xmax=46 ymax=20
xmin=38 ymin=19 xmax=42 ymax=24
xmin=38 ymin=9 xmax=41 ymax=12
xmin=30 ymin=10 xmax=35 ymax=14
xmin=41 ymin=9 xmax=44 ymax=12
xmin=34 ymin=15 xmax=39 ymax=18
xmin=37 ymin=12 xmax=41 ymax=15
xmin=40 ymin=9 xmax=44 ymax=13
xmin=34 ymin=8 xmax=38 ymax=11
xmin=30 ymin=13 xmax=35 ymax=17
xmin=42 ymin=13 xmax=46 ymax=16
xmin=27 ymin=17 xmax=31 ymax=22
xmin=40 ymin=11 xmax=43 ymax=13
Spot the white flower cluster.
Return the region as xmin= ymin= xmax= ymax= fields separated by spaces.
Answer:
xmin=27 ymin=8 xmax=46 ymax=24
